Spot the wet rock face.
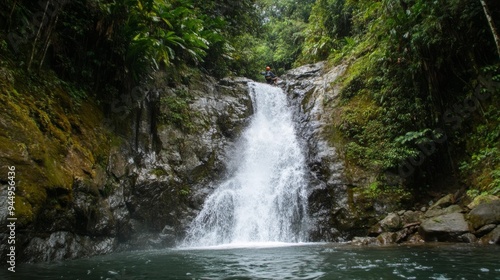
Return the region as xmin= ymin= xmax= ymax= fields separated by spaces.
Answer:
xmin=283 ymin=62 xmax=346 ymax=241
xmin=283 ymin=62 xmax=382 ymax=241
xmin=8 ymin=75 xmax=253 ymax=263
xmin=106 ymin=76 xmax=254 ymax=252
xmin=23 ymin=232 xmax=116 ymax=262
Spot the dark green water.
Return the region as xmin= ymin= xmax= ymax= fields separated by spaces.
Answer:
xmin=3 ymin=243 xmax=499 ymax=279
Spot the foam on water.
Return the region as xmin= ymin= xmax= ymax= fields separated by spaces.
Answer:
xmin=179 ymin=241 xmax=318 ymax=251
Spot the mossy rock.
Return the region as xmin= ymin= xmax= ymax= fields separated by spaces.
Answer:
xmin=467 ymin=200 xmax=500 ymax=230
xmin=467 ymin=194 xmax=500 ymax=210
xmin=0 ymin=65 xmax=112 ymax=230
xmin=15 ymin=196 xmax=36 ymax=226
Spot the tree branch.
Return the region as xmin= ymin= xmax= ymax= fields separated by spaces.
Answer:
xmin=480 ymin=0 xmax=500 ymax=60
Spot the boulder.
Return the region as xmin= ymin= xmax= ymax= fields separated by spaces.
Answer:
xmin=368 ymin=212 xmax=403 ymax=236
xmin=379 ymin=227 xmax=414 ymax=244
xmin=368 ymin=223 xmax=384 ymax=237
xmin=401 ymin=210 xmax=423 ymax=225
xmin=467 ymin=200 xmax=500 ymax=230
xmin=428 ymin=194 xmax=454 ymax=210
xmin=474 ymin=224 xmax=498 ymax=237
xmin=424 ymin=204 xmax=463 ymax=218
xmin=407 ymin=232 xmax=425 ymax=244
xmin=479 ymin=226 xmax=500 ymax=245
xmin=467 ymin=194 xmax=499 ymax=209
xmin=419 ymin=212 xmax=471 ymax=242
xmin=377 ymin=232 xmax=398 ymax=245
xmin=351 ymin=236 xmax=378 ymax=246
xmin=379 ymin=213 xmax=403 ymax=231
xmin=458 ymin=233 xmax=477 ymax=243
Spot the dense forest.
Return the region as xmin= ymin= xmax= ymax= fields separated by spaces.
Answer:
xmin=1 ymin=0 xmax=500 ymax=204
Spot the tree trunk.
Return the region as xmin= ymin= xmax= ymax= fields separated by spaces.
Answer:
xmin=480 ymin=0 xmax=500 ymax=59
xmin=27 ymin=0 xmax=50 ymax=72
xmin=7 ymin=0 xmax=19 ymax=32
xmin=39 ymin=14 xmax=59 ymax=71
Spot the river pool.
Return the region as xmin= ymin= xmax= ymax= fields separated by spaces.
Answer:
xmin=3 ymin=243 xmax=499 ymax=279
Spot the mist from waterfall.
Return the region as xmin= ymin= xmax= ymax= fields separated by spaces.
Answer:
xmin=182 ymin=82 xmax=309 ymax=247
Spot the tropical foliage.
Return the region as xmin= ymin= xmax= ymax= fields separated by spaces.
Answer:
xmin=0 ymin=0 xmax=259 ymax=93
xmin=1 ymin=0 xmax=500 ymax=195
xmin=298 ymin=0 xmax=500 ymax=194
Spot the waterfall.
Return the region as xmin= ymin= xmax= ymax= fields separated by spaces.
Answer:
xmin=182 ymin=82 xmax=309 ymax=247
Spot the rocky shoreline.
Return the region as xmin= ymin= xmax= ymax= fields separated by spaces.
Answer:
xmin=352 ymin=194 xmax=500 ymax=246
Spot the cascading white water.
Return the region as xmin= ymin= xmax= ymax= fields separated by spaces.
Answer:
xmin=182 ymin=82 xmax=309 ymax=247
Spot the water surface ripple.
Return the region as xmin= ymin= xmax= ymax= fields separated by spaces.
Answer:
xmin=6 ymin=243 xmax=500 ymax=279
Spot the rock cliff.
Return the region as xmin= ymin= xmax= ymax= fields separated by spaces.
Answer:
xmin=0 ymin=70 xmax=253 ymax=262
xmin=281 ymin=62 xmax=500 ymax=246
xmin=282 ymin=62 xmax=413 ymax=241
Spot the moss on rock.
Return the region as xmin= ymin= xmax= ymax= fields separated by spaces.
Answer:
xmin=0 ymin=64 xmax=112 ymax=228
